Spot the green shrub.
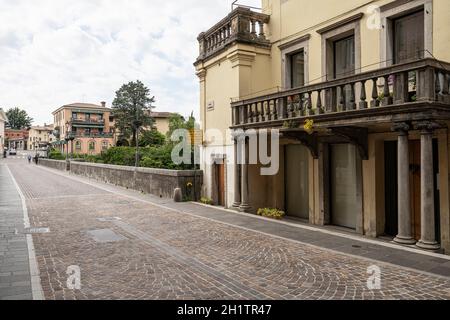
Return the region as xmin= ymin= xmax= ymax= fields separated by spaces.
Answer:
xmin=200 ymin=197 xmax=213 ymax=205
xmin=49 ymin=149 xmax=65 ymax=160
xmin=99 ymin=146 xmax=197 ymax=170
xmin=257 ymin=208 xmax=285 ymax=220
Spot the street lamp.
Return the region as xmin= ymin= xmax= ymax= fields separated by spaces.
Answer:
xmin=132 ymin=119 xmax=142 ymax=168
xmin=65 ymin=121 xmax=75 ymax=159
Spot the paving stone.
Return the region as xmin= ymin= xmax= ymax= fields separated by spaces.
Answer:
xmin=3 ymin=160 xmax=450 ymax=300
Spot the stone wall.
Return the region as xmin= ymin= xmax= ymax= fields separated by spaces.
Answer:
xmin=38 ymin=158 xmax=69 ymax=171
xmin=38 ymin=159 xmax=203 ymax=201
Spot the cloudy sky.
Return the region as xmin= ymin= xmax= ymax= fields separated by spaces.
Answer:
xmin=0 ymin=0 xmax=261 ymax=125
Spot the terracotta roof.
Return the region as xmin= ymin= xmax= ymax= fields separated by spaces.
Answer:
xmin=30 ymin=124 xmax=54 ymax=131
xmin=52 ymin=102 xmax=111 ymax=114
xmin=150 ymin=111 xmax=176 ymax=118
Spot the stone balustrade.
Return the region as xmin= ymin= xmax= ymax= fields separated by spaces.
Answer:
xmin=196 ymin=7 xmax=270 ymax=63
xmin=231 ymin=58 xmax=450 ymax=127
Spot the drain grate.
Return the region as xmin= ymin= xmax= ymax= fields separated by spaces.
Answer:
xmin=24 ymin=227 xmax=50 ymax=234
xmin=87 ymin=229 xmax=126 ymax=243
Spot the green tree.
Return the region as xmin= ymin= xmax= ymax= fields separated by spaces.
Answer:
xmin=139 ymin=129 xmax=166 ymax=147
xmin=5 ymin=107 xmax=33 ymax=129
xmin=112 ymin=80 xmax=155 ymax=147
xmin=166 ymin=112 xmax=196 ymax=140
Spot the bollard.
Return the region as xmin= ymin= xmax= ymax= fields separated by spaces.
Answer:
xmin=173 ymin=188 xmax=183 ymax=203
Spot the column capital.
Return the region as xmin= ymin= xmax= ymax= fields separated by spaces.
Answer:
xmin=391 ymin=122 xmax=410 ymax=134
xmin=414 ymin=121 xmax=441 ymax=133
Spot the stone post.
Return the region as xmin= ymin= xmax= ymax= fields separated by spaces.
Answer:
xmin=232 ymin=134 xmax=241 ymax=208
xmin=239 ymin=134 xmax=251 ymax=212
xmin=416 ymin=122 xmax=440 ymax=250
xmin=393 ymin=123 xmax=416 ymax=245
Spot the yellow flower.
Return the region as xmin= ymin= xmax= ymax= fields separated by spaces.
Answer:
xmin=304 ymin=119 xmax=314 ymax=135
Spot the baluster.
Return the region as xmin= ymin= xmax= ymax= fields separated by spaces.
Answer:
xmin=371 ymin=78 xmax=379 ymax=108
xmin=258 ymin=21 xmax=265 ymax=39
xmin=239 ymin=105 xmax=245 ymax=124
xmin=263 ymin=101 xmax=268 ymax=122
xmin=382 ymin=75 xmax=393 ymax=106
xmin=269 ymin=100 xmax=275 ymax=120
xmin=251 ymin=20 xmax=256 ymax=36
xmin=287 ymin=96 xmax=294 ymax=118
xmin=294 ymin=94 xmax=300 ymax=116
xmin=278 ymin=97 xmax=287 ymax=119
xmin=359 ymin=80 xmax=368 ymax=109
xmin=317 ymin=90 xmax=324 ymax=114
xmin=246 ymin=104 xmax=251 ymax=123
xmin=307 ymin=92 xmax=314 ymax=116
xmin=339 ymin=85 xmax=346 ymax=111
xmin=258 ymin=102 xmax=264 ymax=122
xmin=435 ymin=71 xmax=442 ymax=98
xmin=443 ymin=73 xmax=449 ymax=95
xmin=394 ymin=72 xmax=409 ymax=104
xmin=348 ymin=83 xmax=356 ymax=110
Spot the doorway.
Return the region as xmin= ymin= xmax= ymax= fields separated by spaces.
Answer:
xmin=384 ymin=139 xmax=440 ymax=240
xmin=285 ymin=144 xmax=309 ymax=219
xmin=216 ymin=163 xmax=225 ymax=207
xmin=330 ymin=144 xmax=359 ymax=229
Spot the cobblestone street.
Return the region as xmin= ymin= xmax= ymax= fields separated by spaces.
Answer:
xmin=2 ymin=157 xmax=450 ymax=300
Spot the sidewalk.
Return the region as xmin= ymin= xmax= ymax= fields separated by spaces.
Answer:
xmin=0 ymin=164 xmax=33 ymax=300
xmin=153 ymin=200 xmax=450 ymax=278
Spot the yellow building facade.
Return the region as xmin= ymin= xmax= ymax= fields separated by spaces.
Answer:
xmin=195 ymin=0 xmax=450 ymax=253
xmin=28 ymin=125 xmax=55 ymax=151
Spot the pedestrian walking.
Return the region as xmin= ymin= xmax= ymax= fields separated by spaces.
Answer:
xmin=28 ymin=154 xmax=32 ymax=164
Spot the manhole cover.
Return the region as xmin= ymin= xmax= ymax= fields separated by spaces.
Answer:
xmin=96 ymin=217 xmax=122 ymax=222
xmin=24 ymin=227 xmax=50 ymax=234
xmin=87 ymin=229 xmax=126 ymax=243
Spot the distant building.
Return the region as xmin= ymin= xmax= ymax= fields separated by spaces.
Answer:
xmin=150 ymin=112 xmax=176 ymax=135
xmin=52 ymin=102 xmax=115 ymax=155
xmin=28 ymin=124 xmax=55 ymax=151
xmin=5 ymin=129 xmax=29 ymax=150
xmin=0 ymin=109 xmax=7 ymax=152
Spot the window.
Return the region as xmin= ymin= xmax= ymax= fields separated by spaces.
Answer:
xmin=290 ymin=51 xmax=305 ymax=88
xmin=280 ymin=35 xmax=310 ymax=89
xmin=333 ymin=35 xmax=355 ymax=79
xmin=393 ymin=10 xmax=424 ymax=64
xmin=102 ymin=141 xmax=108 ymax=150
xmin=75 ymin=141 xmax=82 ymax=150
xmin=89 ymin=141 xmax=95 ymax=151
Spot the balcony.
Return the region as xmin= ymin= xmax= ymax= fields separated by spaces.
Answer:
xmin=71 ymin=118 xmax=105 ymax=127
xmin=70 ymin=132 xmax=113 ymax=139
xmin=231 ymin=58 xmax=450 ymax=130
xmin=195 ymin=7 xmax=270 ymax=64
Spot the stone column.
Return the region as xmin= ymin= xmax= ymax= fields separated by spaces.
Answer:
xmin=393 ymin=123 xmax=416 ymax=245
xmin=232 ymin=135 xmax=241 ymax=208
xmin=416 ymin=122 xmax=440 ymax=250
xmin=239 ymin=134 xmax=251 ymax=212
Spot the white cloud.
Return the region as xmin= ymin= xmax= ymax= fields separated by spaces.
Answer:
xmin=0 ymin=0 xmax=262 ymax=124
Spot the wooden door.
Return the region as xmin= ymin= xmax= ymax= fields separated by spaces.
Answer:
xmin=384 ymin=141 xmax=398 ymax=236
xmin=217 ymin=164 xmax=225 ymax=206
